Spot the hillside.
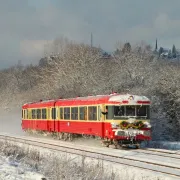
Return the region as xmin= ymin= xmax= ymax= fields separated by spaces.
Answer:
xmin=0 ymin=41 xmax=179 ymax=141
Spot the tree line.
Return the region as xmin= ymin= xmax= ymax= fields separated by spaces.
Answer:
xmin=0 ymin=38 xmax=179 ymax=141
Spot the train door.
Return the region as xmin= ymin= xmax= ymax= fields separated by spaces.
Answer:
xmin=54 ymin=107 xmax=60 ymax=132
xmin=48 ymin=107 xmax=56 ymax=131
xmin=31 ymin=109 xmax=36 ymax=130
xmin=99 ymin=105 xmax=104 ymax=137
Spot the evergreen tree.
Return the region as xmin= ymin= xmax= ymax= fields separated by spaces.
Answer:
xmin=159 ymin=47 xmax=164 ymax=57
xmin=114 ymin=48 xmax=120 ymax=55
xmin=168 ymin=50 xmax=172 ymax=58
xmin=172 ymin=44 xmax=177 ymax=58
xmin=155 ymin=38 xmax=158 ymax=51
xmin=122 ymin=42 xmax=131 ymax=53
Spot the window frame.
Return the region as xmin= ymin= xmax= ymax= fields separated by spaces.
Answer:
xmin=88 ymin=106 xmax=97 ymax=121
xmin=71 ymin=107 xmax=78 ymax=120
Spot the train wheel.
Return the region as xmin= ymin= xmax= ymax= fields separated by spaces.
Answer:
xmin=109 ymin=144 xmax=117 ymax=149
xmin=101 ymin=140 xmax=110 ymax=147
xmin=135 ymin=144 xmax=140 ymax=149
xmin=68 ymin=134 xmax=73 ymax=141
xmin=59 ymin=133 xmax=64 ymax=140
xmin=63 ymin=133 xmax=68 ymax=141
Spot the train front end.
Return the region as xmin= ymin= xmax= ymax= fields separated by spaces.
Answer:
xmin=103 ymin=94 xmax=151 ymax=148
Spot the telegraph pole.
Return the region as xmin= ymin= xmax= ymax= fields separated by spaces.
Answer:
xmin=91 ymin=33 xmax=93 ymax=48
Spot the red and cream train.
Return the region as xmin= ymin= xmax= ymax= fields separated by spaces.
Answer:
xmin=22 ymin=93 xmax=151 ymax=148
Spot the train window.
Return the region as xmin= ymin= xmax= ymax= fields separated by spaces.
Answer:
xmin=25 ymin=110 xmax=28 ymax=119
xmin=136 ymin=106 xmax=148 ymax=117
xmin=105 ymin=106 xmax=113 ymax=119
xmin=52 ymin=108 xmax=56 ymax=119
xmin=88 ymin=106 xmax=97 ymax=120
xmin=79 ymin=107 xmax=87 ymax=120
xmin=60 ymin=108 xmax=63 ymax=119
xmin=37 ymin=109 xmax=41 ymax=119
xmin=28 ymin=109 xmax=32 ymax=119
xmin=32 ymin=109 xmax=36 ymax=119
xmin=26 ymin=109 xmax=29 ymax=119
xmin=22 ymin=110 xmax=24 ymax=119
xmin=42 ymin=109 xmax=47 ymax=119
xmin=126 ymin=106 xmax=135 ymax=116
xmin=64 ymin=107 xmax=70 ymax=120
xmin=114 ymin=106 xmax=125 ymax=116
xmin=71 ymin=107 xmax=78 ymax=120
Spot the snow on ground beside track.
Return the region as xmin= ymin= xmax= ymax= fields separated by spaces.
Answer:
xmin=143 ymin=141 xmax=180 ymax=150
xmin=0 ymin=135 xmax=177 ymax=180
xmin=0 ymin=155 xmax=45 ymax=180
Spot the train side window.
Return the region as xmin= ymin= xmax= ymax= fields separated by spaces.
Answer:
xmin=37 ymin=109 xmax=41 ymax=119
xmin=60 ymin=108 xmax=63 ymax=119
xmin=32 ymin=109 xmax=36 ymax=119
xmin=88 ymin=106 xmax=97 ymax=120
xmin=51 ymin=108 xmax=56 ymax=119
xmin=25 ymin=109 xmax=28 ymax=119
xmin=42 ymin=109 xmax=47 ymax=119
xmin=28 ymin=109 xmax=32 ymax=119
xmin=64 ymin=107 xmax=70 ymax=120
xmin=26 ymin=109 xmax=29 ymax=119
xmin=71 ymin=107 xmax=78 ymax=120
xmin=22 ymin=110 xmax=24 ymax=119
xmin=79 ymin=107 xmax=87 ymax=120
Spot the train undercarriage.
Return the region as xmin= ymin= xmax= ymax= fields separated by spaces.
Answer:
xmin=24 ymin=129 xmax=142 ymax=149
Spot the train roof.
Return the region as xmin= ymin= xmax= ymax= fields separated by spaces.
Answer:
xmin=22 ymin=93 xmax=150 ymax=108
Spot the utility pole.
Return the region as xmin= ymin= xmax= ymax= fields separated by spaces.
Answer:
xmin=155 ymin=38 xmax=158 ymax=51
xmin=91 ymin=33 xmax=93 ymax=48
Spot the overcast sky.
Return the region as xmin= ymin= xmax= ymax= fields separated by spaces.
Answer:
xmin=0 ymin=0 xmax=180 ymax=68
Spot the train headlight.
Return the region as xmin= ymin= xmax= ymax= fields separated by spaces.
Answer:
xmin=111 ymin=122 xmax=119 ymax=128
xmin=143 ymin=122 xmax=151 ymax=128
xmin=143 ymin=130 xmax=151 ymax=136
xmin=115 ymin=130 xmax=126 ymax=136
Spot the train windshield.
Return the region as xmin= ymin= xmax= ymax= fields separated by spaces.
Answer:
xmin=113 ymin=105 xmax=149 ymax=119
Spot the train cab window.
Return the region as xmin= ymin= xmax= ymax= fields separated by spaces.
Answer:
xmin=37 ymin=109 xmax=41 ymax=119
xmin=88 ymin=106 xmax=97 ymax=120
xmin=80 ymin=107 xmax=87 ymax=120
xmin=51 ymin=108 xmax=56 ymax=119
xmin=42 ymin=109 xmax=47 ymax=119
xmin=126 ymin=106 xmax=135 ymax=116
xmin=136 ymin=105 xmax=149 ymax=118
xmin=60 ymin=108 xmax=63 ymax=119
xmin=114 ymin=106 xmax=125 ymax=116
xmin=71 ymin=107 xmax=78 ymax=120
xmin=64 ymin=107 xmax=70 ymax=120
xmin=32 ymin=109 xmax=36 ymax=119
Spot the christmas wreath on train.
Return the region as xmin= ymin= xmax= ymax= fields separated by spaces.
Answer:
xmin=120 ymin=120 xmax=144 ymax=129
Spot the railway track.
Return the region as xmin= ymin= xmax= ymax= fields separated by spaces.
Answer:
xmin=0 ymin=134 xmax=180 ymax=179
xmin=132 ymin=148 xmax=180 ymax=160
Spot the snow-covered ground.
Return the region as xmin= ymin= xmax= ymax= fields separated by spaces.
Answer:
xmin=142 ymin=141 xmax=180 ymax=150
xmin=0 ymin=155 xmax=45 ymax=180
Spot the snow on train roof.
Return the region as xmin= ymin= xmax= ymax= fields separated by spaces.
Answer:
xmin=23 ymin=93 xmax=150 ymax=107
xmin=109 ymin=94 xmax=150 ymax=102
